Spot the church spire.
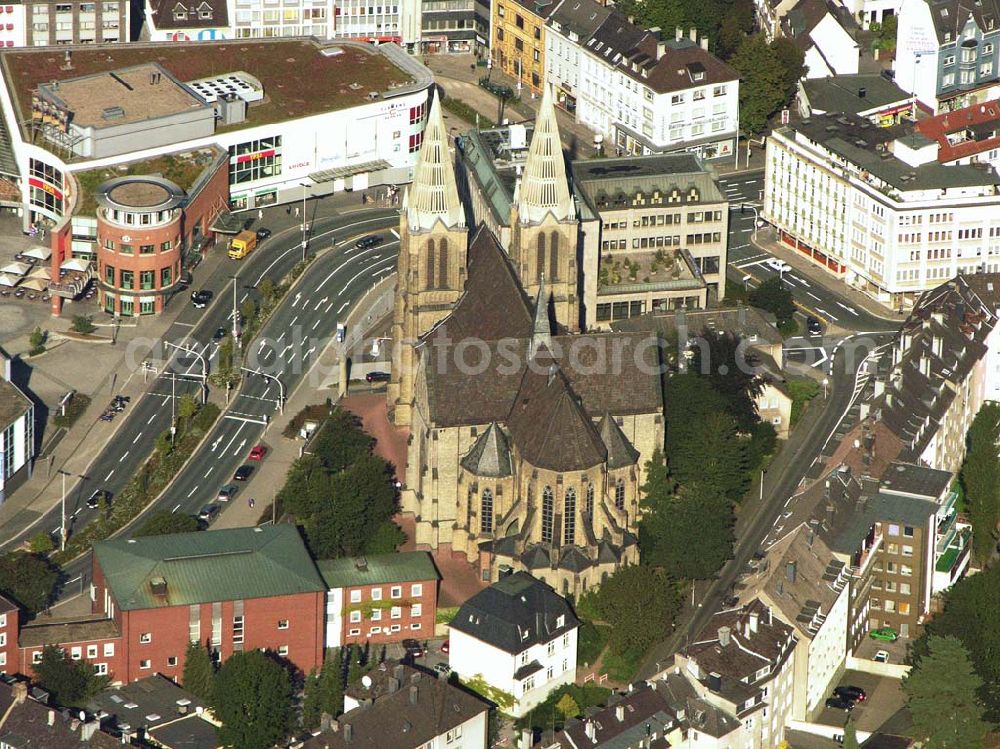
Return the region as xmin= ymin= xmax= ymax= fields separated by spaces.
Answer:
xmin=518 ymin=85 xmax=575 ymax=225
xmin=408 ymin=90 xmax=465 ymax=232
xmin=529 ymin=274 xmax=552 ymax=358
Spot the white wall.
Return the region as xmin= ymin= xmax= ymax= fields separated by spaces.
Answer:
xmin=805 ymin=15 xmax=860 ymax=78
xmin=805 ymin=585 xmax=850 ymax=713
xmin=430 ymin=710 xmax=488 ymax=749
xmin=0 ymin=407 xmax=32 ymax=496
xmin=894 ymin=0 xmax=940 ymax=107
xmin=325 ymin=587 xmax=343 ymax=647
xmin=0 ymin=5 xmax=27 ymax=48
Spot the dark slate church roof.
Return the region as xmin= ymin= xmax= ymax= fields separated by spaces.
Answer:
xmin=461 ymin=422 xmax=514 ymax=477
xmin=598 ymin=413 xmax=640 ymax=469
xmin=449 ymin=572 xmax=579 ymax=653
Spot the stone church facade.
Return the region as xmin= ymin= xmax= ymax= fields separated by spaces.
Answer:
xmin=388 ymin=89 xmax=664 ymax=597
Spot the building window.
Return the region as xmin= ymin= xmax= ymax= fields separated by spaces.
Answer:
xmin=411 ymin=583 xmax=423 ymax=597
xmin=139 ymin=244 xmax=154 ymax=254
xmin=87 ymin=645 xmax=97 ymax=659
xmin=104 ymin=643 xmax=114 ymax=657
xmin=32 ymin=651 xmax=42 ymax=665
xmin=278 ymin=646 xmax=289 ymax=657
xmin=615 ymin=479 xmax=626 ymax=511
xmin=278 ymin=619 xmax=289 ymax=630
xmin=411 ymin=623 xmax=422 ymax=630
xmin=228 ymin=136 xmax=283 ymax=185
xmin=391 ymin=606 xmax=402 ymax=619
xmin=902 ymin=545 xmax=913 ymax=556
xmin=167 ymin=656 xmax=178 ymax=666
xmin=481 ymin=488 xmax=494 ymax=535
xmin=349 ymin=628 xmax=361 ymax=636
xmin=563 ymin=487 xmax=576 ymax=545
xmin=94 ymin=663 xmax=108 ymax=676
xmin=391 ymin=586 xmax=402 ymax=598
xmin=233 ymin=616 xmax=244 ymax=644
xmin=350 ymin=610 xmax=362 ymax=623
xmin=446 ymin=726 xmax=463 ymax=743
xmin=585 ymin=483 xmax=594 ymax=516
xmin=903 ymin=526 xmax=914 ymax=537
xmin=161 ymin=240 xmax=172 ymax=251
xmin=120 ymin=269 xmax=134 ymax=290
xmin=140 ymin=270 xmax=155 ymax=290
xmin=139 ymin=633 xmax=152 ymax=644
xmin=140 ymin=659 xmax=151 ymax=669
xmin=411 ymin=603 xmax=422 ymax=617
xmin=104 ymin=265 xmax=115 ymax=285
xmin=70 ymin=647 xmax=82 ymax=660
xmin=350 ymin=590 xmax=362 ymax=603
xmin=371 ymin=608 xmax=382 ymax=621
xmin=372 ymin=588 xmax=383 ymax=601
xmin=541 ymin=486 xmax=554 ymax=543
xmin=161 ymin=266 xmax=172 ymax=287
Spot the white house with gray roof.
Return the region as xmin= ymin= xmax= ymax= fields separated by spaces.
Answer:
xmin=448 ymin=572 xmax=579 ymax=717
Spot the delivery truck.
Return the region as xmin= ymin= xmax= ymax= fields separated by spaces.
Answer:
xmin=228 ymin=230 xmax=258 ymax=260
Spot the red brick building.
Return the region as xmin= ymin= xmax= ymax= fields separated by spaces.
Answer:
xmin=86 ymin=525 xmax=325 ymax=683
xmin=0 ymin=594 xmax=19 ymax=674
xmin=317 ymin=552 xmax=440 ymax=647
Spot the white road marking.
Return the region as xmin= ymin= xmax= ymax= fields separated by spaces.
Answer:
xmin=119 ymin=450 xmax=129 ymax=462
xmin=326 ymin=302 xmax=335 ymax=313
xmin=338 ymin=302 xmax=348 ymax=314
xmin=789 ymin=274 xmax=810 ymax=287
xmin=187 ymin=486 xmax=198 ymax=498
xmin=147 ymin=413 xmax=156 ymax=424
xmin=314 ymin=296 xmax=329 ymax=311
xmin=292 ymin=292 xmax=302 ymax=307
xmin=232 ymin=438 xmax=247 ymax=457
xmin=312 ymin=318 xmax=321 ymax=330
xmin=220 ymin=422 xmax=247 ymax=456
xmin=836 ymin=301 xmax=859 ymax=315
xmin=105 ymin=469 xmax=115 ymax=481
xmin=816 ymin=307 xmax=839 ymax=322
xmin=204 ymin=467 xmax=214 ymax=478
xmin=72 ymin=509 xmax=80 ymax=517
xmin=807 ymin=291 xmax=822 ymax=301
xmin=173 ymin=504 xmax=182 ymax=513
xmin=290 ymin=315 xmax=299 ymax=327
xmin=304 ymin=346 xmax=316 ymax=358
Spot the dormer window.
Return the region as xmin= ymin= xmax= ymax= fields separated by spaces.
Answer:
xmin=197 ymin=2 xmax=212 ymax=18
xmin=556 ymin=614 xmax=565 ymax=628
xmin=172 ymin=2 xmax=186 ymax=19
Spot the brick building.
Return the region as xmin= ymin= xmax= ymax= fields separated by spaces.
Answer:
xmin=89 ymin=525 xmax=326 ymax=682
xmin=317 ymin=552 xmax=440 ymax=647
xmin=0 ymin=594 xmax=17 ymax=673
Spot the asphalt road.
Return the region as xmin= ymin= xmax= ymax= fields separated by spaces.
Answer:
xmin=0 ymin=210 xmax=396 ymax=554
xmin=57 ymin=230 xmax=400 ymax=585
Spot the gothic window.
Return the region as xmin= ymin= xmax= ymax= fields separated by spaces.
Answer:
xmin=585 ymin=483 xmax=595 ymax=517
xmin=426 ymin=239 xmax=436 ymax=291
xmin=481 ymin=488 xmax=494 ymax=535
xmin=549 ymin=231 xmax=559 ymax=282
xmin=536 ymin=233 xmax=546 ymax=282
xmin=615 ymin=479 xmax=625 ymax=511
xmin=541 ymin=486 xmax=554 ymax=544
xmin=563 ymin=488 xmax=576 ymax=546
xmin=438 ymin=239 xmax=449 ymax=289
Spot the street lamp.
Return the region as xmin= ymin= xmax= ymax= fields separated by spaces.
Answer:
xmin=57 ymin=469 xmax=86 ymax=551
xmin=743 ymin=274 xmax=751 ymax=293
xmin=822 ymin=377 xmax=830 ymax=399
xmin=230 ymin=274 xmax=240 ymax=345
xmin=300 ymin=182 xmax=311 ymax=261
xmin=240 ymin=366 xmax=285 ymax=414
xmin=164 ymin=341 xmax=209 ymax=404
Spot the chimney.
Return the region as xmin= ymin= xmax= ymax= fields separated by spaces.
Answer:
xmin=749 ymin=611 xmax=759 ymax=635
xmin=48 ymin=710 xmax=55 ymax=727
xmin=343 ymin=722 xmax=353 ymax=742
xmin=12 ymin=682 xmax=27 ymax=705
xmin=689 ymin=27 xmax=697 ymax=42
xmin=80 ymin=720 xmax=99 ymax=741
xmin=409 ymin=685 xmax=418 ymax=705
xmin=520 ymin=728 xmax=533 ymax=749
xmin=675 ymin=26 xmax=683 ymax=41
xmin=700 ymin=36 xmax=709 ymax=50
xmin=717 ymin=626 xmax=731 ymax=647
xmin=786 ymin=561 xmax=797 ymax=583
xmin=858 ymin=87 xmax=867 ymax=98
xmin=615 ymin=704 xmax=625 ymax=722
xmin=320 ymin=713 xmax=332 ymax=732
xmin=388 ymin=677 xmax=400 ymax=693
xmin=393 ymin=664 xmax=404 ymax=680
xmin=585 ymin=720 xmax=597 ymax=740
xmin=656 ymin=41 xmax=667 ymax=59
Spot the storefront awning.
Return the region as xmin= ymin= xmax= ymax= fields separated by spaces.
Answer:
xmin=308 ymin=159 xmax=391 ymax=183
xmin=210 ymin=211 xmax=246 ymax=235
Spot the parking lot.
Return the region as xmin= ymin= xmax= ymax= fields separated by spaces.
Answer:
xmin=814 ymin=669 xmax=906 ymax=732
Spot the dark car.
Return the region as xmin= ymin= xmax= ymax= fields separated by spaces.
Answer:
xmin=198 ymin=504 xmax=220 ymax=522
xmin=402 ymin=638 xmax=424 ymax=658
xmin=177 ymin=272 xmax=193 ymax=289
xmin=256 ymin=228 xmax=272 ymax=241
xmin=191 ymin=290 xmax=213 ymax=308
xmin=217 ymin=484 xmax=238 ymax=502
xmin=806 ymin=316 xmax=823 ymax=335
xmin=366 ymin=371 xmax=391 ymax=383
xmin=86 ymin=489 xmax=112 ymax=509
xmin=825 ymin=696 xmax=855 ymax=712
xmin=354 ymin=234 xmax=384 ymax=250
xmin=834 ymin=685 xmax=867 ymax=703
xmin=233 ymin=465 xmax=254 ymax=481
xmin=213 ymin=327 xmax=227 ymax=341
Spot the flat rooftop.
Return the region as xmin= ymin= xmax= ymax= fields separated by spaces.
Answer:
xmin=2 ymin=39 xmax=416 ymax=140
xmin=38 ymin=63 xmax=207 ymax=130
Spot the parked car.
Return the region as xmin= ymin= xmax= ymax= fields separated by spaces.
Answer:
xmin=248 ymin=444 xmax=268 ymax=461
xmin=217 ymin=484 xmax=238 ymax=502
xmin=177 ymin=271 xmax=193 ymax=289
xmin=806 ymin=316 xmax=823 ymax=335
xmin=198 ymin=504 xmax=220 ymax=522
xmin=366 ymin=371 xmax=391 ymax=383
xmin=213 ymin=327 xmax=227 ymax=341
xmin=191 ymin=290 xmax=213 ymax=308
xmin=834 ymin=685 xmax=867 ymax=703
xmin=336 ymin=323 xmax=346 ymax=342
xmin=233 ymin=465 xmax=254 ymax=481
xmin=825 ymin=696 xmax=855 ymax=712
xmin=440 ymin=640 xmax=450 ymax=654
xmin=256 ymin=228 xmax=272 ymax=241
xmin=870 ymin=626 xmax=898 ymax=642
xmin=355 ymin=234 xmax=384 ymax=250
xmin=402 ymin=639 xmax=424 ymax=658
xmin=873 ymin=650 xmax=890 ymax=663
xmin=86 ymin=489 xmax=112 ymax=509
xmin=765 ymin=258 xmax=790 ymax=273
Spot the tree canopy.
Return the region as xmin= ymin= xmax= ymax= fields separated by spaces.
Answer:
xmin=730 ymin=34 xmax=805 ymax=133
xmin=959 ymin=403 xmax=1000 ymax=564
xmin=135 ymin=510 xmax=200 ymax=537
xmin=690 ymin=329 xmax=763 ymax=431
xmin=903 ymin=635 xmax=990 ymax=749
xmin=593 ymin=565 xmax=682 ymax=656
xmin=213 ymin=651 xmax=294 ymax=749
xmin=182 ymin=640 xmax=216 ymax=704
xmin=748 ymin=276 xmax=796 ymax=328
xmin=0 ymin=552 xmax=57 ymax=616
xmin=34 ymin=645 xmax=107 ymax=707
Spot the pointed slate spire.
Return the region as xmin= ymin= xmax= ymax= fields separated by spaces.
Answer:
xmin=408 ymin=90 xmax=465 ymax=232
xmin=597 ymin=412 xmax=640 ymax=469
xmin=529 ymin=273 xmax=552 ymax=358
xmin=460 ymin=422 xmax=513 ymax=477
xmin=518 ymin=85 xmax=575 ymax=225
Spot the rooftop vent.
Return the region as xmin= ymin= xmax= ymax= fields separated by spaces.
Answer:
xmin=150 ymin=576 xmax=167 ymax=596
xmin=101 ymin=106 xmax=125 ymax=120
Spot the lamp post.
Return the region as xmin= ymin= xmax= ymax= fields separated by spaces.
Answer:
xmin=300 ymin=182 xmax=310 ymax=262
xmin=240 ymin=366 xmax=285 ymax=414
xmin=170 ymin=372 xmax=176 ymax=446
xmin=823 ymin=377 xmax=830 ymax=399
xmin=743 ymin=274 xmax=751 ymax=293
xmin=57 ymin=469 xmax=86 ymax=551
xmin=230 ymin=274 xmax=240 ymax=348
xmin=164 ymin=341 xmax=209 ymax=404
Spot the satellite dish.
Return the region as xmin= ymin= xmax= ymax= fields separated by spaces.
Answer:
xmin=361 ymin=675 xmax=373 ymax=689
xmin=78 ymin=710 xmax=86 ymax=721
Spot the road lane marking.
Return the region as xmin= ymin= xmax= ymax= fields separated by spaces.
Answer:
xmin=326 ymin=302 xmax=335 ymax=313
xmin=314 ymin=296 xmax=328 ymax=311
xmin=187 ymin=487 xmax=198 ymax=498
xmin=119 ymin=450 xmax=129 ymax=462
xmin=290 ymin=315 xmax=299 ymax=326
xmin=312 ymin=318 xmax=321 ymax=330
xmin=816 ymin=307 xmax=839 ymax=322
xmin=105 ymin=469 xmax=115 ymax=481
xmin=338 ymin=302 xmax=348 ymax=314
xmin=220 ymin=422 xmax=247 ymax=456
xmin=173 ymin=504 xmax=182 ymax=513
xmin=836 ymin=301 xmax=859 ymax=315
xmin=132 ymin=433 xmax=142 ymax=444
xmin=807 ymin=291 xmax=822 ymax=301
xmin=204 ymin=467 xmax=214 ymax=478
xmin=147 ymin=413 xmax=156 ymax=424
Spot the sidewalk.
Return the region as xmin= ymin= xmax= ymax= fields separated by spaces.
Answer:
xmin=0 ymin=195 xmax=396 ymax=546
xmin=751 ymin=226 xmax=906 ymax=325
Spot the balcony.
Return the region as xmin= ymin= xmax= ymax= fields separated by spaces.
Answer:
xmin=933 ymin=527 xmax=972 ymax=593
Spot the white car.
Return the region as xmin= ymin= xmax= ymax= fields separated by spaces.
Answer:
xmin=873 ymin=650 xmax=890 ymax=663
xmin=765 ymin=258 xmax=791 ymax=273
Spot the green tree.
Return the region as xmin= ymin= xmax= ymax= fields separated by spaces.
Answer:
xmin=873 ymin=15 xmax=898 ymax=53
xmin=28 ymin=532 xmax=55 ymax=554
xmin=71 ymin=315 xmax=96 ymax=334
xmin=748 ymin=276 xmax=796 ymax=323
xmin=690 ymin=329 xmax=763 ymax=430
xmin=0 ymin=552 xmax=57 ymax=615
xmin=28 ymin=326 xmax=46 ymax=354
xmin=842 ymin=718 xmax=861 ymax=749
xmin=258 ymin=277 xmax=276 ymax=305
xmin=730 ymin=34 xmax=787 ymax=133
xmin=959 ymin=403 xmax=1000 ymax=564
xmin=311 ymin=410 xmax=375 ymax=474
xmin=213 ymin=651 xmax=294 ymax=749
xmin=663 ymin=373 xmax=728 ymax=454
xmin=556 ymin=692 xmax=580 ymax=719
xmin=301 ymin=669 xmax=322 ymax=731
xmin=640 ymin=481 xmax=734 ymax=579
xmin=365 ymin=521 xmax=407 ymax=554
xmin=595 ymin=566 xmax=682 ymax=656
xmin=182 ymin=640 xmax=216 ymax=704
xmin=135 ymin=510 xmax=200 ymax=537
xmin=177 ymin=393 xmax=199 ymax=423
xmin=317 ymin=649 xmax=345 ymax=719
xmin=669 ymin=411 xmax=749 ymax=499
xmin=770 ymin=37 xmax=806 ymax=99
xmin=903 ymin=636 xmax=989 ymax=749
xmin=34 ymin=644 xmax=107 ymax=707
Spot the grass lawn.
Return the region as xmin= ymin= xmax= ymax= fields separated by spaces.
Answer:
xmin=599 ymin=648 xmax=645 ymax=683
xmin=788 ymin=377 xmax=821 ymax=427
xmin=577 ymin=620 xmax=610 ymax=668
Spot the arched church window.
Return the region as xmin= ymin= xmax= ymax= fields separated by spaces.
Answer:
xmin=563 ymin=487 xmax=576 ymax=546
xmin=481 ymin=488 xmax=494 ymax=535
xmin=426 ymin=239 xmax=436 ymax=291
xmin=615 ymin=479 xmax=626 ymax=511
xmin=541 ymin=486 xmax=554 ymax=544
xmin=549 ymin=231 xmax=559 ymax=282
xmin=536 ymin=233 xmax=546 ymax=282
xmin=585 ymin=483 xmax=595 ymax=517
xmin=438 ymin=239 xmax=449 ymax=289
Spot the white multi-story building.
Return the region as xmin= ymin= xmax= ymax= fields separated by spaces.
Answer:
xmin=0 ymin=354 xmax=34 ymax=504
xmin=545 ymin=2 xmax=739 ymax=160
xmin=764 ymin=110 xmax=1000 ymax=308
xmin=448 ymin=572 xmax=579 ymax=718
